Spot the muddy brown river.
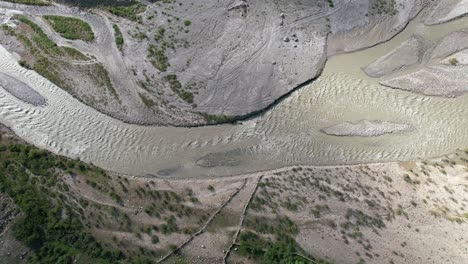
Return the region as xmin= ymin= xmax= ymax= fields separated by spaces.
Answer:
xmin=0 ymin=15 xmax=467 ymax=178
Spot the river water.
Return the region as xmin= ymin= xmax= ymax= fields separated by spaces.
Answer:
xmin=0 ymin=15 xmax=467 ymax=178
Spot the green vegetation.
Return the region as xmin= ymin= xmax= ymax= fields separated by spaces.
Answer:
xmin=151 ymin=235 xmax=160 ymax=244
xmin=113 ymin=24 xmax=124 ymax=50
xmin=62 ymin=46 xmax=90 ymax=61
xmin=148 ymin=20 xmax=191 ymax=73
xmin=148 ymin=44 xmax=169 ymax=72
xmin=342 ymin=208 xmax=385 ymax=229
xmin=3 ymin=0 xmax=50 ymax=5
xmin=199 ymin=113 xmax=234 ymax=124
xmin=17 ymin=15 xmax=62 ymax=56
xmin=0 ymin=126 xmax=217 ymax=262
xmin=239 ymin=215 xmax=331 ymax=264
xmin=58 ymin=0 xmax=134 ymax=7
xmin=245 ymin=216 xmax=298 ymax=236
xmin=102 ymin=2 xmax=146 ymax=21
xmin=449 ymin=58 xmax=459 ymax=66
xmin=325 ymin=0 xmax=334 ymax=8
xmin=43 ymin=15 xmax=95 ymax=42
xmin=139 ymin=93 xmax=156 ymax=108
xmin=183 ymin=20 xmax=191 ymax=26
xmin=0 ymin=131 xmax=122 ymax=263
xmin=371 ymin=0 xmax=397 ymax=15
xmin=140 ymin=188 xmax=193 ymax=220
xmin=154 ymin=26 xmax=165 ymax=42
xmin=238 ymin=232 xmax=315 ymax=264
xmin=89 ymin=64 xmax=118 ymax=98
xmin=311 ymin=204 xmax=330 ymax=218
xmin=164 ymin=74 xmax=194 ymax=103
xmin=3 ymin=16 xmax=117 ymax=103
xmin=33 ymin=56 xmax=65 ymax=87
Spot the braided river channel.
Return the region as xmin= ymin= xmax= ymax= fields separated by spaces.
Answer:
xmin=1 ymin=14 xmax=468 ymax=178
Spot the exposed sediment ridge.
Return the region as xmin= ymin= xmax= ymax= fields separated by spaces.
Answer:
xmin=380 ymin=65 xmax=468 ymax=97
xmin=363 ymin=27 xmax=468 ymax=97
xmin=327 ymin=0 xmax=427 ymax=55
xmin=431 ymin=29 xmax=468 ymax=59
xmin=0 ymin=72 xmax=46 ymax=106
xmin=425 ymin=0 xmax=468 ymax=25
xmin=321 ymin=120 xmax=413 ymax=137
xmin=363 ymin=35 xmax=430 ymax=77
xmin=441 ymin=48 xmax=468 ymax=65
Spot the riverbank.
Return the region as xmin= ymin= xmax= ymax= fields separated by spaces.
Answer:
xmin=1 ymin=123 xmax=467 ymax=264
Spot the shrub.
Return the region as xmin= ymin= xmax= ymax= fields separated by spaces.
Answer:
xmin=18 ymin=60 xmax=31 ymax=69
xmin=164 ymin=74 xmax=194 ymax=103
xmin=151 ymin=235 xmax=159 ymax=244
xmin=43 ymin=15 xmax=94 ymax=42
xmin=449 ymin=58 xmax=459 ymax=66
xmin=3 ymin=0 xmax=50 ymax=6
xmin=103 ymin=3 xmax=146 ymax=21
xmin=113 ymin=24 xmax=124 ymax=50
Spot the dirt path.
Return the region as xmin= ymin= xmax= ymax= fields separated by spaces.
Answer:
xmin=223 ymin=175 xmax=263 ymax=263
xmin=157 ymin=178 xmax=248 ymax=263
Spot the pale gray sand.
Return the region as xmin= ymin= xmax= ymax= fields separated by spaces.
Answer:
xmin=321 ymin=120 xmax=413 ymax=137
xmin=431 ymin=29 xmax=468 ymax=59
xmin=380 ymin=65 xmax=468 ymax=97
xmin=364 ymin=29 xmax=468 ymax=96
xmin=441 ymin=49 xmax=468 ymax=64
xmin=327 ymin=0 xmax=426 ymax=55
xmin=0 ymin=73 xmax=46 ymax=106
xmin=363 ymin=35 xmax=431 ymax=77
xmin=425 ymin=0 xmax=468 ymax=25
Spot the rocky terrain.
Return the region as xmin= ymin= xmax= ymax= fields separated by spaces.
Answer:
xmin=0 ymin=194 xmax=18 ymax=238
xmin=0 ymin=0 xmax=438 ymax=126
xmin=425 ymin=0 xmax=468 ymax=25
xmin=0 ymin=0 xmax=329 ymax=125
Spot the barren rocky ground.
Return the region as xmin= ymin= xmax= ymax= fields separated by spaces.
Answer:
xmin=0 ymin=0 xmax=438 ymax=126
